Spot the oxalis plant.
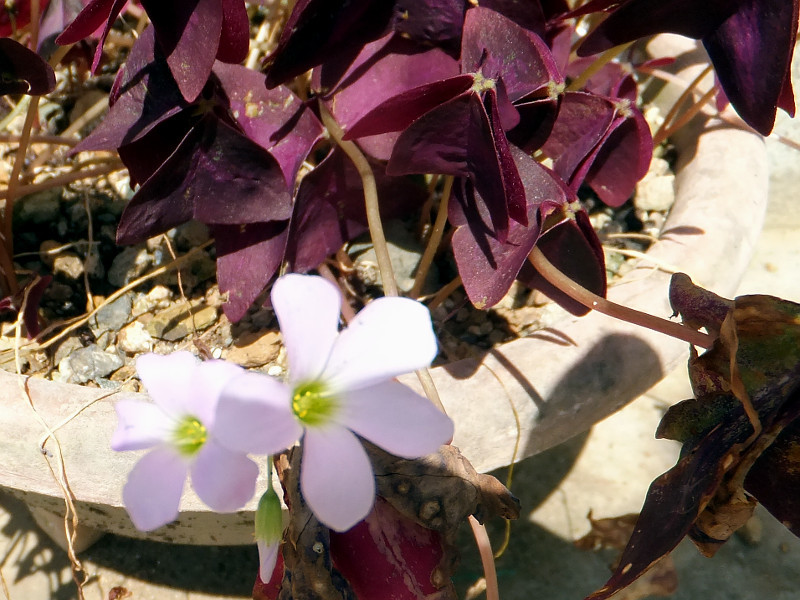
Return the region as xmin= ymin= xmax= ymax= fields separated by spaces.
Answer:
xmin=2 ymin=0 xmax=800 ymax=598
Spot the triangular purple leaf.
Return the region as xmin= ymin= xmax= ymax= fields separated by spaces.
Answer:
xmin=213 ymin=221 xmax=289 ymax=322
xmin=140 ymin=0 xmax=222 ymax=102
xmin=56 ymin=0 xmax=127 ymax=72
xmin=0 ymin=38 xmax=56 ymax=96
xmin=216 ymin=0 xmax=249 ymax=63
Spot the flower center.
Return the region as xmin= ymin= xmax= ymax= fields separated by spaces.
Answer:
xmin=173 ymin=416 xmax=208 ymax=456
xmin=471 ymin=71 xmax=496 ymax=95
xmin=292 ymin=381 xmax=338 ymax=427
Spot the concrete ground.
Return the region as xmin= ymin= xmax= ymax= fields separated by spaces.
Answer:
xmin=4 ymin=72 xmax=800 ymax=600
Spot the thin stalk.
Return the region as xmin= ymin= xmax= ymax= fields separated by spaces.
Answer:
xmin=0 ymin=162 xmax=124 ymax=200
xmin=567 ymin=42 xmax=632 ymax=92
xmin=469 ymin=516 xmax=500 ymax=600
xmin=318 ymin=103 xmax=447 ymax=414
xmin=653 ymin=64 xmax=713 ymax=144
xmin=410 ymin=175 xmax=453 ymax=299
xmin=654 ymin=87 xmax=718 ymax=146
xmin=426 ymin=275 xmax=462 ymax=311
xmin=318 ymin=103 xmax=398 ymax=297
xmin=528 ymin=247 xmax=714 ymax=348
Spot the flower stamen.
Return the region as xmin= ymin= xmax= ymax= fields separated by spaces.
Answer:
xmin=173 ymin=416 xmax=208 ymax=456
xmin=292 ymin=381 xmax=338 ymax=426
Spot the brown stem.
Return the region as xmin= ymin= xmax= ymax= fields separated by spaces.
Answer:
xmin=410 ymin=175 xmax=452 ymax=299
xmin=653 ymin=64 xmax=713 ymax=144
xmin=654 ymin=87 xmax=717 ymax=146
xmin=0 ymin=162 xmax=124 ymax=200
xmin=528 ymin=247 xmax=714 ymax=349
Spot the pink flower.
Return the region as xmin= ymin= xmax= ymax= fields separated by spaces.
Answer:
xmin=111 ymin=352 xmax=259 ymax=531
xmin=215 ymin=274 xmax=454 ymax=531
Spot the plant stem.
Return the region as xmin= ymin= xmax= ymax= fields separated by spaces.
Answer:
xmin=654 ymin=87 xmax=717 ymax=146
xmin=652 ymin=64 xmax=713 ymax=145
xmin=318 ymin=103 xmax=398 ymax=297
xmin=0 ymin=162 xmax=124 ymax=200
xmin=469 ymin=516 xmax=500 ymax=600
xmin=528 ymin=247 xmax=714 ymax=349
xmin=410 ymin=175 xmax=452 ymax=299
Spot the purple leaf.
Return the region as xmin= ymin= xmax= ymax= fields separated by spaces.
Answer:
xmin=577 ymin=0 xmax=798 ymax=135
xmin=703 ymin=0 xmax=798 ymax=135
xmin=0 ymin=275 xmax=51 ymax=338
xmin=320 ymin=33 xmax=459 ymax=160
xmin=56 ymin=0 xmax=127 ymax=72
xmin=0 ymin=38 xmax=56 ymax=96
xmin=518 ymin=208 xmax=607 ymax=316
xmin=72 ymin=28 xmax=188 ymax=154
xmin=213 ymin=63 xmax=324 ymax=188
xmin=117 ymin=117 xmax=291 ymax=243
xmin=264 ymin=0 xmax=394 ymax=88
xmin=140 ymin=0 xmax=223 ymax=102
xmin=389 ymin=0 xmax=466 ymax=46
xmin=450 ymin=149 xmax=568 ymax=308
xmin=284 ymin=148 xmax=427 ymax=273
xmin=461 ymin=5 xmax=562 ymax=102
xmin=584 ymin=106 xmax=652 ymax=207
xmin=214 ymin=221 xmax=289 ymax=322
xmin=216 ymin=0 xmax=250 ymax=63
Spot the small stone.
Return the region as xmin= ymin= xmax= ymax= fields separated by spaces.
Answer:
xmin=53 ymin=336 xmax=84 ymax=367
xmin=91 ymin=294 xmax=132 ymax=332
xmin=267 ymin=365 xmax=283 ymax=377
xmin=108 ymin=246 xmax=153 ymax=287
xmin=118 ymin=321 xmax=154 ymax=354
xmin=147 ymin=285 xmax=173 ymax=307
xmin=635 ymin=158 xmax=675 ymax=212
xmin=15 ymin=189 xmax=61 ymax=224
xmin=53 ymin=253 xmax=85 ymax=280
xmin=224 ymin=331 xmax=280 ymax=368
xmin=60 ymin=344 xmax=124 ymax=384
xmin=39 ymin=240 xmax=60 ymax=267
xmin=175 ymin=220 xmax=210 ymax=248
xmin=146 ymin=301 xmax=218 ymax=341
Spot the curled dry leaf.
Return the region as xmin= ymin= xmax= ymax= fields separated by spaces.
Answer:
xmin=586 ymin=273 xmax=800 ymax=599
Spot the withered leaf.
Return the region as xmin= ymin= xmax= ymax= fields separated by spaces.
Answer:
xmin=586 ymin=275 xmax=800 ymax=600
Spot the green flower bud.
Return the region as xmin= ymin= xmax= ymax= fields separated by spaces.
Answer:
xmin=255 ymin=487 xmax=283 ymax=545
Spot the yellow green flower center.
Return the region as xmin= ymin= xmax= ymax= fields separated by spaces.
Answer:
xmin=471 ymin=71 xmax=496 ymax=94
xmin=173 ymin=416 xmax=208 ymax=456
xmin=291 ymin=381 xmax=338 ymax=427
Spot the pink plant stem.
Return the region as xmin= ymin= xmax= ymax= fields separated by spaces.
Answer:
xmin=469 ymin=516 xmax=500 ymax=600
xmin=528 ymin=247 xmax=714 ymax=349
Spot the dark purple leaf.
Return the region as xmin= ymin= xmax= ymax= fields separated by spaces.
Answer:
xmin=518 ymin=208 xmax=606 ymax=315
xmin=284 ymin=148 xmax=427 ymax=273
xmin=216 ymin=0 xmax=249 ymax=63
xmin=72 ymin=27 xmax=188 ymax=153
xmin=480 ymin=0 xmax=547 ymax=36
xmin=541 ymin=91 xmax=616 ymax=185
xmin=584 ymin=106 xmax=652 ymax=207
xmin=212 ymin=63 xmax=324 ymax=188
xmin=117 ymin=117 xmax=291 ymax=243
xmin=140 ymin=0 xmax=223 ymax=102
xmin=1 ymin=0 xmax=51 ymax=36
xmin=577 ymin=0 xmax=740 ymax=54
xmin=461 ymin=5 xmax=562 ymax=101
xmin=213 ymin=221 xmax=289 ymax=322
xmin=56 ymin=0 xmax=126 ymax=72
xmin=450 ymin=148 xmax=568 ymax=308
xmin=577 ymin=0 xmax=797 ymax=135
xmin=0 ymin=275 xmax=51 ymax=338
xmin=264 ymin=0 xmax=394 ymax=88
xmin=703 ymin=0 xmax=798 ymax=135
xmin=0 ymin=38 xmax=56 ymax=96
xmin=390 ymin=0 xmax=466 ymax=47
xmin=320 ymin=33 xmax=459 ymax=160
xmin=344 ymin=75 xmax=473 ymax=140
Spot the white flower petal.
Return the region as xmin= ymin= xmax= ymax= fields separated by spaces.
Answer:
xmin=301 ymin=427 xmax=375 ymax=531
xmin=136 ymin=352 xmax=199 ymax=417
xmin=323 ymin=297 xmax=438 ymax=391
xmin=215 ymin=372 xmax=303 ymax=455
xmin=338 ymin=381 xmax=454 ymax=458
xmin=271 ymin=274 xmax=341 ymax=382
xmin=111 ymin=399 xmax=172 ymax=451
xmin=123 ymin=447 xmax=188 ymax=531
xmin=186 ymin=359 xmax=245 ymax=426
xmin=191 ymin=439 xmax=259 ymax=511
xmin=257 ymin=540 xmax=281 ymax=583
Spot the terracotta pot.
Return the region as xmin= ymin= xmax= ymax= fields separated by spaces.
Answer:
xmin=0 ymin=40 xmax=768 ymax=547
